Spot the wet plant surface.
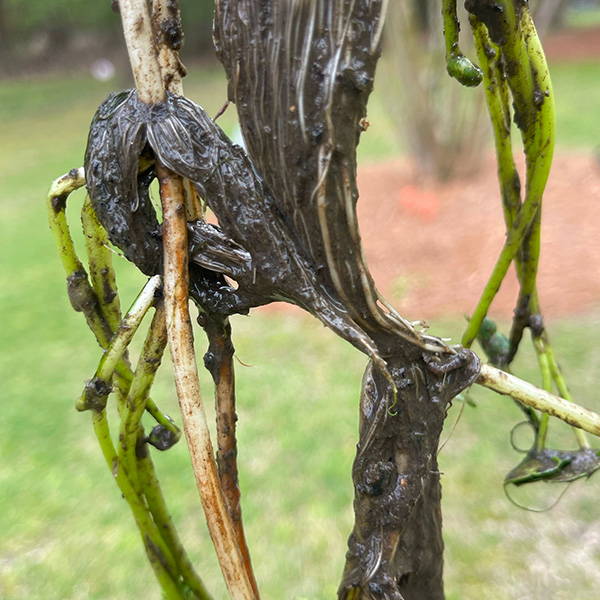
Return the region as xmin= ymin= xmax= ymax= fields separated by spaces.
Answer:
xmin=3 ymin=3 xmax=600 ymax=599
xmin=84 ymin=1 xmax=481 ymax=595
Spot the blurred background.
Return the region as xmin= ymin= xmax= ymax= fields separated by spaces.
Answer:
xmin=1 ymin=1 xmax=600 ymax=598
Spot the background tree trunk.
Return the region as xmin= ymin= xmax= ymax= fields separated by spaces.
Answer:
xmin=532 ymin=0 xmax=569 ymax=33
xmin=381 ymin=2 xmax=489 ymax=181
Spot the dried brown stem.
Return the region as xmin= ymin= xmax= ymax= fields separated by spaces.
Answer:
xmin=156 ymin=163 xmax=257 ymax=600
xmin=202 ymin=316 xmax=258 ymax=597
xmin=118 ymin=0 xmax=257 ymax=596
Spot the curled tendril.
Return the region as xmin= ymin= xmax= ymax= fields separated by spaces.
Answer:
xmin=509 ymin=420 xmax=535 ymax=454
xmin=503 ymin=480 xmax=571 ymax=513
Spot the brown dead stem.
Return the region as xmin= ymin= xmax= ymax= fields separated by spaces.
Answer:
xmin=118 ymin=0 xmax=257 ymax=597
xmin=156 ymin=163 xmax=257 ymax=600
xmin=202 ymin=316 xmax=259 ymax=597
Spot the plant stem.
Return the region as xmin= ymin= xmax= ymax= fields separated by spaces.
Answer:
xmin=532 ymin=336 xmax=552 ymax=451
xmin=47 ymin=169 xmax=113 ymax=345
xmin=89 ymin=257 xmax=207 ymax=595
xmin=202 ymin=315 xmax=259 ymax=597
xmin=477 ymin=365 xmax=600 ymax=437
xmin=115 ymin=301 xmax=211 ymax=597
xmin=151 ymin=0 xmax=185 ymax=95
xmin=156 ymin=163 xmax=257 ymax=599
xmin=462 ymin=3 xmax=555 ymax=348
xmin=50 ymin=170 xmax=198 ymax=595
xmin=49 ymin=170 xmax=182 ymax=432
xmin=470 ymin=14 xmax=590 ymax=449
xmin=117 ymin=0 xmax=258 ymax=594
xmin=119 ymin=0 xmax=165 ymax=104
xmin=81 ymin=195 xmax=122 ymax=332
xmin=153 ymin=0 xmax=252 ymax=585
xmin=84 ymin=292 xmax=193 ymax=597
xmin=543 ymin=341 xmax=591 ymax=449
xmin=118 ymin=302 xmax=168 ymax=493
xmin=442 ymin=0 xmax=461 ymax=59
xmin=78 ymin=275 xmax=161 ymax=411
xmin=149 ymin=0 xmax=203 ymax=222
xmin=91 ymin=410 xmax=183 ymax=598
xmin=460 ymin=210 xmax=541 ymax=349
xmin=138 ymin=450 xmax=212 ymax=599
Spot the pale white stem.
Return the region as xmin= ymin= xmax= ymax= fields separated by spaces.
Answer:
xmin=477 ymin=364 xmax=600 ymax=437
xmin=48 ymin=167 xmax=85 ymax=198
xmin=96 ymin=275 xmax=161 ymax=379
xmin=118 ymin=0 xmax=165 ymax=103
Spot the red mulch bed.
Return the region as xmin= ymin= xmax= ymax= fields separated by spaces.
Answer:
xmin=545 ymin=26 xmax=600 ymax=62
xmin=259 ymin=153 xmax=600 ymax=321
xmin=255 ymin=26 xmax=600 ymax=322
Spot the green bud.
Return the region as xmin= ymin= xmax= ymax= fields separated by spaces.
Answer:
xmin=478 ymin=317 xmax=497 ymax=341
xmin=447 ymin=55 xmax=483 ymax=87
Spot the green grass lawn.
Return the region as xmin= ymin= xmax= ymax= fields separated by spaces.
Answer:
xmin=1 ymin=58 xmax=600 ymax=599
xmin=566 ymin=6 xmax=600 ymax=28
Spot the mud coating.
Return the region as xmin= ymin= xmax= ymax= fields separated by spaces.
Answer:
xmin=84 ymin=2 xmax=482 ymax=597
xmin=85 ymin=91 xmax=161 ymax=276
xmin=464 ymin=0 xmax=510 ymax=46
xmin=147 ymin=424 xmax=180 ymax=451
xmin=506 ymin=447 xmax=600 ymax=485
xmin=214 ymin=3 xmax=480 ymax=598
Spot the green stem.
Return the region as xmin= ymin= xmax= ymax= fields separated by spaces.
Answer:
xmin=47 ymin=170 xmax=113 ymax=346
xmin=545 ymin=343 xmax=591 ymax=449
xmin=508 ymin=10 xmax=554 ymax=352
xmin=47 ymin=168 xmax=86 ymax=272
xmin=470 ymin=15 xmax=531 ymax=354
xmin=532 ymin=337 xmax=552 ymax=451
xmin=91 ymin=411 xmax=183 ymax=598
xmin=115 ymin=300 xmax=209 ymax=597
xmin=138 ymin=451 xmax=212 ymax=599
xmin=468 ymin=11 xmax=591 ymax=450
xmin=114 ymin=361 xmax=181 ymax=440
xmin=50 ymin=169 xmax=196 ymax=595
xmin=145 ymin=398 xmax=182 ymax=440
xmin=78 ymin=275 xmax=161 ymax=411
xmin=462 ymin=4 xmax=555 ymax=348
xmin=118 ymin=303 xmax=168 ymax=493
xmin=460 ymin=201 xmax=543 ymax=348
xmin=470 ymin=19 xmax=520 ymax=228
xmin=81 ymin=196 xmax=122 ymax=332
xmin=49 ymin=170 xmax=182 ymax=438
